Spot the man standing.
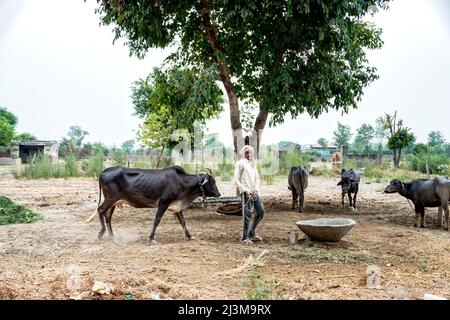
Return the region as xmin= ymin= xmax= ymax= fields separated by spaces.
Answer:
xmin=234 ymin=145 xmax=265 ymax=244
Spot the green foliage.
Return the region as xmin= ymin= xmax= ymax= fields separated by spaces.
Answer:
xmin=333 ymin=122 xmax=352 ymax=148
xmin=309 ymin=165 xmax=332 ymax=177
xmin=244 ymin=268 xmax=285 ymax=300
xmin=0 ymin=117 xmax=14 ymax=150
xmin=132 ymin=66 xmax=224 ymax=134
xmin=95 ymin=0 xmax=390 ymax=146
xmin=121 ymin=140 xmax=135 ymax=155
xmin=0 ymin=196 xmax=43 ymax=225
xmin=355 ymin=123 xmax=375 ymax=153
xmin=317 ymin=138 xmax=328 ymax=148
xmin=15 ymin=153 xmax=70 ymax=179
xmin=0 ymin=107 xmax=18 ymax=127
xmin=13 ymin=132 xmax=37 ymax=142
xmin=387 ymin=129 xmax=415 ymax=156
xmin=59 ymin=126 xmax=89 ymax=158
xmin=413 ymin=143 xmax=428 ymax=156
xmin=64 ymin=153 xmax=79 ymax=177
xmin=343 ymin=159 xmax=360 ymax=169
xmin=280 ymin=150 xmax=310 ymax=175
xmin=86 ymin=150 xmax=105 ymax=178
xmin=111 ymin=148 xmax=127 ymax=166
xmin=428 ymin=131 xmax=445 ymax=147
xmin=408 ymin=154 xmax=450 ymax=175
xmin=136 ymin=106 xmax=176 ymax=153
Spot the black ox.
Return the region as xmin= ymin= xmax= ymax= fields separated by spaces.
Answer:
xmin=337 ymin=168 xmax=360 ymax=210
xmin=384 ymin=176 xmax=450 ymax=230
xmin=288 ymin=166 xmax=309 ymax=212
xmin=87 ymin=166 xmax=221 ymax=242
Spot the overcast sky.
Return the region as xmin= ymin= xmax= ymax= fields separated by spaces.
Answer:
xmin=1 ymin=0 xmax=449 ymax=148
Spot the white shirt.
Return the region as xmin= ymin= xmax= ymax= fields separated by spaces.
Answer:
xmin=233 ymin=158 xmax=260 ymax=194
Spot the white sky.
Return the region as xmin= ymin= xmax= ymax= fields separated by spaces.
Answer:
xmin=0 ymin=0 xmax=449 ymax=148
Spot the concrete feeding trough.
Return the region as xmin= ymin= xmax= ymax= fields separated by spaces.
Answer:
xmin=296 ymin=218 xmax=356 ymax=242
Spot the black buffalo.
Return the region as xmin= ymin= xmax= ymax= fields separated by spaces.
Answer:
xmin=88 ymin=166 xmax=221 ymax=242
xmin=337 ymin=168 xmax=360 ymax=210
xmin=384 ymin=176 xmax=450 ymax=230
xmin=288 ymin=166 xmax=309 ymax=212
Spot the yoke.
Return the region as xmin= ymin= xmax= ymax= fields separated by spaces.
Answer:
xmin=193 ymin=196 xmax=243 ymax=215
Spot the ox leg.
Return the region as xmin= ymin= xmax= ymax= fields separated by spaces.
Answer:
xmin=97 ymin=202 xmax=114 ymax=240
xmin=149 ymin=206 xmax=168 ymax=242
xmin=298 ymin=192 xmax=305 ymax=213
xmin=175 ymin=210 xmax=193 ymax=240
xmin=420 ymin=207 xmax=426 ymax=228
xmin=291 ymin=189 xmax=298 ymax=210
xmin=438 ymin=206 xmax=443 ymax=228
xmin=341 ymin=192 xmax=345 ymax=207
xmin=414 ymin=205 xmax=420 ymax=228
xmin=347 ymin=191 xmax=353 ymax=208
xmin=353 ymin=186 xmax=359 ymax=210
xmin=105 ymin=206 xmax=116 ymax=238
xmin=441 ymin=202 xmax=449 ymax=231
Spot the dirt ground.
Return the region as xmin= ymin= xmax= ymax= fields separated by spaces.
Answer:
xmin=0 ymin=174 xmax=449 ymax=300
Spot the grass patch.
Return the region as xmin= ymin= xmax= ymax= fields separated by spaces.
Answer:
xmin=287 ymin=242 xmax=375 ymax=264
xmin=0 ymin=196 xmax=43 ymax=225
xmin=242 ymin=251 xmax=285 ymax=300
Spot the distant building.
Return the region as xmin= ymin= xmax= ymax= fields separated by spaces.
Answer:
xmin=303 ymin=143 xmax=338 ymax=158
xmin=10 ymin=141 xmax=59 ymax=164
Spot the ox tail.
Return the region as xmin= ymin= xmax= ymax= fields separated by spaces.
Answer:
xmin=85 ymin=179 xmax=102 ymax=223
xmin=299 ymin=168 xmax=304 ymax=195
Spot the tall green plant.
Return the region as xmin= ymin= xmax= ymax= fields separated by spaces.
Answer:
xmin=86 ymin=150 xmax=105 ymax=178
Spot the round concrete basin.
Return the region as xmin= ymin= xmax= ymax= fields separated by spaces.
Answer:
xmin=296 ymin=218 xmax=356 ymax=242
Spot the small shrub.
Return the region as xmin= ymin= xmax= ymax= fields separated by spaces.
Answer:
xmin=281 ymin=151 xmax=310 ymax=175
xmin=243 ymin=268 xmax=285 ymax=300
xmin=111 ymin=149 xmax=127 ymax=166
xmin=309 ymin=165 xmax=330 ymax=177
xmin=86 ymin=151 xmax=106 ymax=178
xmin=15 ymin=153 xmax=68 ymax=179
xmin=342 ymin=159 xmax=359 ymax=169
xmin=0 ymin=196 xmax=43 ymax=225
xmin=64 ymin=153 xmax=79 ymax=177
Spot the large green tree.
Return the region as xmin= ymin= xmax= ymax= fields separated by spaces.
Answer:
xmin=427 ymin=131 xmax=445 ymax=147
xmin=59 ymin=126 xmax=89 ymax=158
xmin=355 ymin=123 xmax=375 ymax=154
xmin=94 ymin=0 xmax=390 ymax=154
xmin=333 ymin=122 xmax=352 ymax=149
xmin=0 ymin=107 xmax=18 ymax=151
xmin=383 ymin=112 xmax=415 ymax=168
xmin=387 ymin=129 xmax=415 ymax=168
xmin=132 ymin=66 xmax=223 ymax=167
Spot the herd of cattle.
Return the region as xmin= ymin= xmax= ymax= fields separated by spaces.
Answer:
xmin=87 ymin=165 xmax=450 ymax=242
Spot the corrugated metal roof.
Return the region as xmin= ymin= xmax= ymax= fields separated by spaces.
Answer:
xmin=12 ymin=141 xmax=58 ymax=146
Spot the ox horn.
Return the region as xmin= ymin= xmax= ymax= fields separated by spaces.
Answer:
xmin=206 ymin=168 xmax=212 ymax=175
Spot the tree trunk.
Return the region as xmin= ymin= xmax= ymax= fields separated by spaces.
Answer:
xmin=200 ymin=0 xmax=242 ymax=154
xmin=155 ymin=146 xmax=165 ymax=169
xmin=253 ymin=110 xmax=269 ymax=156
xmin=394 ymin=149 xmax=401 ymax=168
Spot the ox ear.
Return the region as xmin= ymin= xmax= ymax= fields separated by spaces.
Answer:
xmin=337 ymin=181 xmax=342 ymax=186
xmin=201 ymin=176 xmax=209 ymax=185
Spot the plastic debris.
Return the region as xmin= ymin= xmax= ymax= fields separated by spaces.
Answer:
xmin=423 ymin=293 xmax=447 ymax=300
xmin=290 ymin=227 xmax=299 ymax=245
xmin=366 ymin=265 xmax=382 ymax=289
xmin=92 ymin=281 xmax=115 ymax=295
xmin=149 ymin=293 xmax=161 ymax=300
